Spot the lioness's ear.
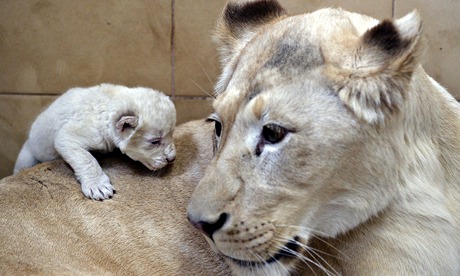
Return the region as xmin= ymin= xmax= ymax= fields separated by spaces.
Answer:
xmin=325 ymin=11 xmax=423 ymax=125
xmin=116 ymin=115 xmax=138 ymax=134
xmin=215 ymin=0 xmax=286 ymax=65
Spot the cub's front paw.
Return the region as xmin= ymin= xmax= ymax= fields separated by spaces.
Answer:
xmin=81 ymin=173 xmax=115 ymax=201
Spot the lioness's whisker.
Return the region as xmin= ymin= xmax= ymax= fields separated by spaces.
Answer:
xmin=274 ymin=224 xmax=348 ymax=260
xmin=199 ymin=62 xmax=215 ymax=88
xmin=272 ymin=239 xmax=317 ymax=273
xmin=276 ymin=233 xmax=343 ymax=261
xmin=302 ymin=243 xmax=341 ymax=276
xmin=272 ymin=238 xmax=335 ymax=276
xmin=304 ymin=243 xmax=342 ymax=260
xmin=275 ymin=235 xmax=342 ymax=276
xmin=189 ymin=78 xmax=216 ymax=99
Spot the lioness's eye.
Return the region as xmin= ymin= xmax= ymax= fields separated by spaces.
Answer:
xmin=206 ymin=114 xmax=223 ymax=155
xmin=262 ymin=124 xmax=287 ymax=144
xmin=206 ymin=113 xmax=222 ymax=139
xmin=214 ymin=121 xmax=222 ymax=138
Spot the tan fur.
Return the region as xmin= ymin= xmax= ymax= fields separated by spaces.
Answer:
xmin=187 ymin=1 xmax=460 ymax=275
xmin=0 ymin=120 xmax=230 ymax=275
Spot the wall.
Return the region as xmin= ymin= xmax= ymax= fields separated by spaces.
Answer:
xmin=1 ymin=0 xmax=459 ymax=178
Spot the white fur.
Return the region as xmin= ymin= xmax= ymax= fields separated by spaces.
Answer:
xmin=14 ymin=84 xmax=176 ymax=200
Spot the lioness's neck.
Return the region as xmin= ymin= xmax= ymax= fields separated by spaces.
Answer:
xmin=309 ymin=68 xmax=460 ymax=275
xmin=385 ymin=65 xmax=460 ymax=234
xmin=403 ymin=66 xmax=460 ymax=186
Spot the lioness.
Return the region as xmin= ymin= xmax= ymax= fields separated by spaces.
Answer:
xmin=14 ymin=84 xmax=176 ymax=200
xmin=187 ymin=0 xmax=460 ymax=275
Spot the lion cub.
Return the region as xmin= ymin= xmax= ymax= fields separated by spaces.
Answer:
xmin=14 ymin=83 xmax=176 ymax=200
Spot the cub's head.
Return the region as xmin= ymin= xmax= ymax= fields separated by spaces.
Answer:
xmin=188 ymin=0 xmax=423 ymax=274
xmin=115 ymin=88 xmax=176 ymax=171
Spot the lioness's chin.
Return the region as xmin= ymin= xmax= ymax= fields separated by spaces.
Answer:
xmin=230 ymin=237 xmax=300 ymax=265
xmin=212 ymin=236 xmax=302 ymax=274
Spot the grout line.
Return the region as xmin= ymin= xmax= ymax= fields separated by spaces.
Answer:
xmin=392 ymin=0 xmax=395 ymax=18
xmin=0 ymin=92 xmax=61 ymax=97
xmin=172 ymin=96 xmax=213 ymax=101
xmin=170 ymin=0 xmax=176 ymax=99
xmin=1 ymin=92 xmax=458 ymax=102
xmin=0 ymin=92 xmax=213 ymax=101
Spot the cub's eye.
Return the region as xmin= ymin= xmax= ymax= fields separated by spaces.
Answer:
xmin=262 ymin=124 xmax=287 ymax=144
xmin=150 ymin=139 xmax=161 ymax=146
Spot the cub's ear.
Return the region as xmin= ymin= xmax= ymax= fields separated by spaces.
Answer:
xmin=116 ymin=115 xmax=138 ymax=134
xmin=325 ymin=11 xmax=423 ymax=125
xmin=215 ymin=0 xmax=286 ymax=65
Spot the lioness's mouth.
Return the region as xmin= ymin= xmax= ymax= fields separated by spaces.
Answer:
xmin=225 ymin=236 xmax=301 ymax=267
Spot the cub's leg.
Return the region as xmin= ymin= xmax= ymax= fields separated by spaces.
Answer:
xmin=14 ymin=140 xmax=40 ymax=174
xmin=54 ymin=131 xmax=114 ymax=200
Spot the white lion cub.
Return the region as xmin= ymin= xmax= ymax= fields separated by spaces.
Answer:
xmin=14 ymin=83 xmax=177 ymax=200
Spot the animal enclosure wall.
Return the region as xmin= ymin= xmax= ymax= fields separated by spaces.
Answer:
xmin=1 ymin=0 xmax=459 ymax=179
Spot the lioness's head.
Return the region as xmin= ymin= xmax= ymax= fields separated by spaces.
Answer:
xmin=187 ymin=0 xmax=423 ymax=274
xmin=115 ymin=89 xmax=176 ymax=171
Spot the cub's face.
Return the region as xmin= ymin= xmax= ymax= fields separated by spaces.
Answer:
xmin=116 ymin=97 xmax=177 ymax=171
xmin=187 ymin=1 xmax=422 ymax=274
xmin=123 ymin=125 xmax=176 ymax=171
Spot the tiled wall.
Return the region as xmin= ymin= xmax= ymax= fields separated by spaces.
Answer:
xmin=1 ymin=0 xmax=459 ymax=179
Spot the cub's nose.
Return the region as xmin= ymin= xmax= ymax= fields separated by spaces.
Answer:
xmin=187 ymin=213 xmax=228 ymax=239
xmin=166 ymin=155 xmax=175 ymax=163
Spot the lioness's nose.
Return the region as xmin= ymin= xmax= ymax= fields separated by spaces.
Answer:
xmin=187 ymin=213 xmax=228 ymax=239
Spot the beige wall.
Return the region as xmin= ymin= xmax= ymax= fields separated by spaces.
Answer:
xmin=1 ymin=0 xmax=459 ymax=178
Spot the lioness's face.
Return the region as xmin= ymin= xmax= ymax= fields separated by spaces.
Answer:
xmin=188 ymin=0 xmax=422 ymax=274
xmin=189 ymin=9 xmax=360 ymax=274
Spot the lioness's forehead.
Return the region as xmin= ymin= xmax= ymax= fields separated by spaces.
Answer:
xmin=214 ymin=15 xmax=325 ymax=116
xmin=213 ymin=8 xmax=380 ymax=124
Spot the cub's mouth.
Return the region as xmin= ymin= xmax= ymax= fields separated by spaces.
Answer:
xmin=224 ymin=236 xmax=301 ymax=267
xmin=140 ymin=160 xmax=168 ymax=171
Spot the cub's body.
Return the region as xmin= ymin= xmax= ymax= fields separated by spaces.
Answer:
xmin=14 ymin=84 xmax=176 ymax=200
xmin=19 ymin=85 xmax=130 ymax=164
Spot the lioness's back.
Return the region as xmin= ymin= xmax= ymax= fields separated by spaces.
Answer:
xmin=0 ymin=120 xmax=230 ymax=275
